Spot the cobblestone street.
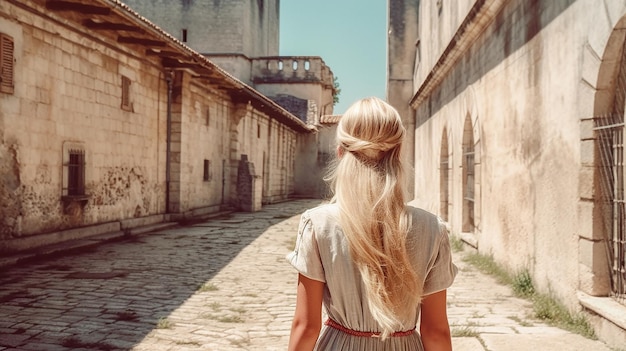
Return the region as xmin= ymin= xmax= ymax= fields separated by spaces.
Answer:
xmin=0 ymin=199 xmax=615 ymax=350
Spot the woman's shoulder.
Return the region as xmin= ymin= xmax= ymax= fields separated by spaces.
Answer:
xmin=300 ymin=203 xmax=342 ymax=241
xmin=405 ymin=205 xmax=440 ymax=222
xmin=302 ymin=202 xmax=339 ymax=223
xmin=405 ymin=205 xmax=447 ymax=238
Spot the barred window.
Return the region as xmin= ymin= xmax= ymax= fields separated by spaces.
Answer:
xmin=595 ymin=114 xmax=626 ymax=304
xmin=462 ymin=116 xmax=474 ymax=233
xmin=63 ymin=146 xmax=86 ymax=196
xmin=0 ymin=33 xmax=14 ymax=94
xmin=440 ymin=129 xmax=450 ymax=221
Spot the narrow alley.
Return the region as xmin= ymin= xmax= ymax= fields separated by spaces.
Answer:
xmin=0 ymin=199 xmax=614 ymax=351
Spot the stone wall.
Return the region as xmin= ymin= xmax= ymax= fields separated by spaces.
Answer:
xmin=174 ymin=78 xmax=232 ymax=213
xmin=235 ymin=110 xmax=297 ymax=205
xmin=401 ymin=0 xmax=626 ymax=347
xmin=121 ymin=0 xmax=279 ymax=58
xmin=252 ymin=57 xmax=336 ymax=118
xmin=0 ymin=0 xmax=308 ymax=254
xmin=0 ymin=4 xmax=167 ymax=239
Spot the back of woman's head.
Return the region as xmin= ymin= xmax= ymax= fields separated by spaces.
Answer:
xmin=328 ymin=97 xmax=422 ymax=339
xmin=336 ymin=97 xmax=405 ymax=171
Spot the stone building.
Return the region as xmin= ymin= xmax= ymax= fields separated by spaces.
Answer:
xmin=121 ymin=0 xmax=338 ymax=198
xmin=0 ymin=0 xmax=328 ymax=255
xmin=388 ymin=0 xmax=626 ymax=347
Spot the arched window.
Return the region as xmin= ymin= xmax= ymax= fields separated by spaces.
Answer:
xmin=462 ymin=116 xmax=474 ymax=233
xmin=594 ymin=35 xmax=626 ymax=303
xmin=440 ymin=128 xmax=449 ymax=221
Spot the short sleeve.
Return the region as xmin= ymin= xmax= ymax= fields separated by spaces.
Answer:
xmin=286 ymin=212 xmax=326 ymax=282
xmin=423 ymin=220 xmax=458 ymax=295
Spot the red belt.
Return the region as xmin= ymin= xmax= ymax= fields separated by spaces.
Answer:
xmin=324 ymin=318 xmax=416 ymax=338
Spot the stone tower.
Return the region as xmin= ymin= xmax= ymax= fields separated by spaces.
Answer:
xmin=387 ymin=0 xmax=419 ymax=198
xmin=122 ymin=0 xmax=335 ymax=121
xmin=122 ymin=0 xmax=337 ymax=199
xmin=122 ymin=0 xmax=280 ymax=83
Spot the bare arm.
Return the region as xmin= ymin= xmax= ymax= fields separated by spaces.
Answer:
xmin=420 ymin=290 xmax=452 ymax=351
xmin=288 ymin=274 xmax=324 ymax=351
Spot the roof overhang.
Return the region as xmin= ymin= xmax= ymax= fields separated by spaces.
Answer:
xmin=15 ymin=0 xmax=313 ymax=133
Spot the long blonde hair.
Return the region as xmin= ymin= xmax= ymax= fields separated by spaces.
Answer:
xmin=327 ymin=97 xmax=422 ymax=339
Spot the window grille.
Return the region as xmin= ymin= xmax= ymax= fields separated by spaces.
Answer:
xmin=595 ymin=114 xmax=626 ymax=305
xmin=121 ymin=75 xmax=131 ymax=111
xmin=440 ymin=131 xmax=449 ymax=221
xmin=462 ymin=116 xmax=475 ymax=233
xmin=463 ymin=148 xmax=475 ymax=230
xmin=464 ymin=149 xmax=475 ymax=202
xmin=0 ymin=33 xmax=14 ymax=94
xmin=65 ymin=149 xmax=86 ymax=196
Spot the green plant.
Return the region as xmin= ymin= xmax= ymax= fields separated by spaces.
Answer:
xmin=156 ymin=317 xmax=173 ymax=329
xmin=511 ymin=270 xmax=535 ymax=297
xmin=450 ymin=326 xmax=478 ymax=337
xmin=509 ymin=315 xmax=533 ymax=327
xmin=218 ymin=315 xmax=244 ymax=323
xmin=532 ymin=294 xmax=595 ymax=339
xmin=449 ymin=235 xmax=464 ymax=253
xmin=198 ymin=282 xmax=218 ymax=292
xmin=463 ymin=252 xmax=511 ymax=285
xmin=463 ymin=252 xmax=596 ymax=340
xmin=175 ymin=341 xmax=201 ymax=346
xmin=333 ymin=76 xmax=341 ymax=105
xmin=230 ymin=307 xmax=247 ymax=314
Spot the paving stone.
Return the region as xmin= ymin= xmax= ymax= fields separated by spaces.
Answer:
xmin=0 ymin=200 xmax=615 ymax=350
xmin=481 ymin=334 xmax=613 ymax=351
xmin=0 ymin=334 xmax=31 ymax=347
xmin=452 ymin=337 xmax=485 ymax=350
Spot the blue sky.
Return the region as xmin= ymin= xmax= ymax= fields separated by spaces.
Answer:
xmin=279 ymin=1 xmax=387 ymax=115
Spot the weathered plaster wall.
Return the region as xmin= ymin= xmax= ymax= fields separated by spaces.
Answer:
xmin=294 ymin=132 xmax=322 ymax=197
xmin=0 ymin=2 xmax=167 ymax=238
xmin=409 ymin=1 xmax=626 ymax=345
xmin=178 ymin=81 xmax=232 ymax=212
xmin=235 ymin=111 xmax=297 ymax=205
xmin=412 ymin=0 xmax=585 ymax=308
xmin=413 ymin=0 xmax=476 ymax=93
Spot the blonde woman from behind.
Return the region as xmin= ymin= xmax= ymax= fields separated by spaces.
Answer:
xmin=287 ymin=97 xmax=457 ymax=351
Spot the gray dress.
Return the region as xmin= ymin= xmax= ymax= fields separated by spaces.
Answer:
xmin=287 ymin=203 xmax=458 ymax=351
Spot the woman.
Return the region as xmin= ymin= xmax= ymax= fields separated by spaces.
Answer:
xmin=287 ymin=97 xmax=457 ymax=351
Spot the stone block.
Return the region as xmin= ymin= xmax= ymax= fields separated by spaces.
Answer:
xmin=578 ymin=263 xmax=610 ymax=296
xmin=578 ymin=165 xmax=594 ymax=199
xmin=578 ymin=237 xmax=608 ymax=272
xmin=579 ymin=119 xmax=596 ymax=141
